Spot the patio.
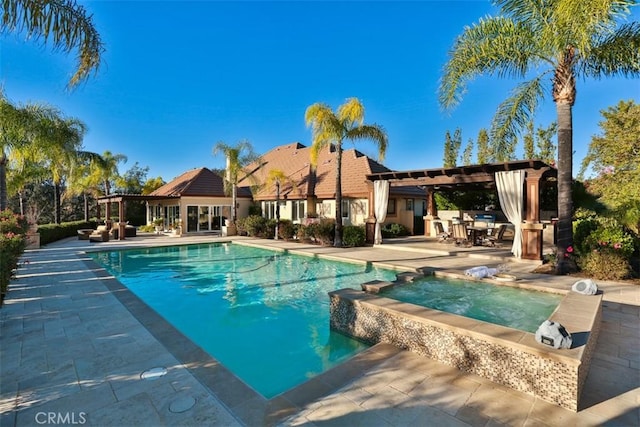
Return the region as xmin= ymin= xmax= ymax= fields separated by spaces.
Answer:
xmin=1 ymin=234 xmax=638 ymax=426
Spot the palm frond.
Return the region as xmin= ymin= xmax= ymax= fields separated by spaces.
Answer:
xmin=306 ymin=102 xmax=344 ymax=166
xmin=337 ymin=98 xmax=365 ymax=128
xmin=490 ymin=75 xmax=547 ymax=146
xmin=439 ymin=15 xmax=542 ymax=109
xmin=581 ymin=22 xmax=640 ymax=78
xmin=1 ymin=0 xmax=104 ymax=87
xmin=345 ymin=124 xmax=388 ymax=161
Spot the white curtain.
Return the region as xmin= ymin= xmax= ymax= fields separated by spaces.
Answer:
xmin=495 ymin=170 xmax=525 ymax=258
xmin=374 ymin=180 xmax=389 ymax=245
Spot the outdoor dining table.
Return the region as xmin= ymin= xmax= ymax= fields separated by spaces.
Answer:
xmin=466 ymin=226 xmax=489 ymax=246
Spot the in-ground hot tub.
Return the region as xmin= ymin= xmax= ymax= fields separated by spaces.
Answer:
xmin=329 ymin=276 xmax=602 ymax=411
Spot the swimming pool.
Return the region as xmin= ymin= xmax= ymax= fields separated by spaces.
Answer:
xmin=89 ymin=242 xmax=399 ymax=398
xmin=380 ymin=277 xmax=562 ymax=333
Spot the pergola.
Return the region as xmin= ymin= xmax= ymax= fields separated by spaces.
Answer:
xmin=96 ymin=193 xmax=176 ymax=240
xmin=365 ymin=160 xmax=557 ymax=260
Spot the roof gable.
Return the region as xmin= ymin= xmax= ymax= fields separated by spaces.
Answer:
xmin=151 ymin=167 xmax=251 ymax=198
xmin=247 ymin=143 xmax=423 ymax=200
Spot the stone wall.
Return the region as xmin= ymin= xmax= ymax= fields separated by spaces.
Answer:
xmin=329 ymin=288 xmax=602 ymax=411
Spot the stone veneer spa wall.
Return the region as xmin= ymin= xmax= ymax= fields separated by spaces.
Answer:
xmin=329 ymin=288 xmax=602 ymax=411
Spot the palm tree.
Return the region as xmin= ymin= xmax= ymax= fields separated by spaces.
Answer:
xmin=0 ymin=95 xmax=59 ymax=211
xmin=43 ymin=114 xmax=87 ymax=224
xmin=265 ymin=168 xmax=297 ymax=240
xmin=2 ymin=0 xmax=104 ymax=87
xmin=212 ymin=140 xmax=260 ymax=224
xmin=305 ymin=97 xmax=388 ymax=247
xmin=439 ymin=0 xmax=640 ymax=273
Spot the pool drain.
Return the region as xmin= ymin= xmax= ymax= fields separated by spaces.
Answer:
xmin=140 ymin=367 xmax=167 ymax=380
xmin=169 ymin=396 xmax=196 ymax=413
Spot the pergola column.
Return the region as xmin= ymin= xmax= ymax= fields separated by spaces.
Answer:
xmin=521 ymin=171 xmax=544 ymax=260
xmin=423 ymin=187 xmax=437 ymax=237
xmin=365 ymin=181 xmax=376 ymax=244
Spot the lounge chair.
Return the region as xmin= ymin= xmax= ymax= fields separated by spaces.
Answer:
xmin=89 ymin=226 xmax=110 ymax=242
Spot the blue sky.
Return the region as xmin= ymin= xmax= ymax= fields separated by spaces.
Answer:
xmin=1 ymin=0 xmax=638 ymax=182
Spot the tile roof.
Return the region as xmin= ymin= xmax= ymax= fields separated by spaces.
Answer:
xmin=150 ymin=167 xmax=252 ymax=198
xmin=245 ymin=143 xmax=425 ymax=200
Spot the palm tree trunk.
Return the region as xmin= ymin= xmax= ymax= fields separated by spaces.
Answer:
xmin=275 ymin=181 xmax=280 ymax=240
xmin=334 ymin=145 xmax=343 ymax=247
xmin=555 ymin=101 xmax=574 ymax=274
xmin=83 ymin=193 xmax=89 ymax=222
xmin=0 ymin=151 xmax=7 ymax=211
xmin=54 ymin=182 xmax=62 ymax=224
xmin=231 ymin=184 xmax=237 ymax=223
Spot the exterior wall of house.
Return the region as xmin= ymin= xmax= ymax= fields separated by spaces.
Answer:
xmin=146 ymin=196 xmax=252 ymax=233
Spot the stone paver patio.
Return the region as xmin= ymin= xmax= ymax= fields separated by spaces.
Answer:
xmin=1 ymin=234 xmax=638 ymax=426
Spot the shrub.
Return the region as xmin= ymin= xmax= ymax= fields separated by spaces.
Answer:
xmin=381 ymin=223 xmax=409 ymax=238
xmin=235 ymin=217 xmax=247 ymax=235
xmin=579 ymin=250 xmax=632 ymax=280
xmin=580 ymin=218 xmax=635 ymax=258
xmin=343 ymin=225 xmax=366 ymax=247
xmin=243 ymin=215 xmax=268 ymax=237
xmin=0 ymin=210 xmax=28 ymax=301
xmin=278 ymin=219 xmax=295 ymax=240
xmin=266 ymin=219 xmax=277 ymax=239
xmin=248 ymin=204 xmax=262 ymax=216
xmin=314 ymin=218 xmax=335 ymax=245
xmin=38 ymin=220 xmax=98 ymax=246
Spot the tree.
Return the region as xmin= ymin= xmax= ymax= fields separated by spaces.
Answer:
xmin=142 ymin=176 xmax=165 ymax=195
xmin=443 ymin=128 xmax=462 ymax=167
xmin=580 ymin=100 xmax=640 ymax=230
xmin=461 ymin=138 xmax=474 ymax=165
xmin=212 ymin=140 xmax=260 ymax=224
xmin=305 ymin=97 xmax=388 ymax=247
xmin=41 ymin=113 xmax=88 ymax=224
xmin=264 ymin=168 xmax=297 ymax=240
xmin=439 ymin=0 xmax=640 ymax=273
xmin=523 ymin=121 xmax=557 ymax=162
xmin=1 ymin=0 xmax=104 ymax=87
xmin=476 ymin=128 xmax=491 ymax=164
xmin=0 ymin=94 xmax=41 ymax=210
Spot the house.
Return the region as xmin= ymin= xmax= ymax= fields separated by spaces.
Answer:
xmin=147 ymin=167 xmax=252 ymax=234
xmin=245 ymin=142 xmax=427 ymax=234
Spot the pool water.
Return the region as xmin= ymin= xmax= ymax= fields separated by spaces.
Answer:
xmin=90 ymin=243 xmax=398 ymax=398
xmin=381 ymin=277 xmax=563 ymax=333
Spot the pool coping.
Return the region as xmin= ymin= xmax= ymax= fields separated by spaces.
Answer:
xmin=80 ymin=249 xmax=403 ymax=426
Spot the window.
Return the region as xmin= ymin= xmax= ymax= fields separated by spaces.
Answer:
xmin=263 ymin=201 xmax=276 ymax=219
xmin=341 ymin=199 xmax=349 ymax=218
xmin=292 ymin=200 xmax=305 ymax=222
xmin=387 ymin=199 xmax=396 ymax=215
xmin=406 ymin=199 xmax=413 ymax=211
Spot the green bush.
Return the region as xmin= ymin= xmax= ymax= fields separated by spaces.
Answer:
xmin=315 ymin=219 xmax=335 ymax=245
xmin=0 ymin=210 xmax=28 ymax=300
xmin=266 ymin=219 xmax=277 ymax=239
xmin=296 ymin=219 xmax=334 ymax=245
xmin=248 ymin=203 xmax=262 ymax=216
xmin=38 ymin=220 xmax=98 ymax=246
xmin=343 ymin=225 xmax=366 ymax=247
xmin=579 ymin=250 xmax=632 ymax=280
xmin=580 ymin=218 xmax=635 ymax=258
xmin=381 ymin=223 xmax=409 ymax=238
xmin=573 ymin=217 xmax=599 ymax=256
xmin=243 ymin=215 xmax=268 ymax=237
xmin=278 ymin=219 xmax=295 ymax=240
